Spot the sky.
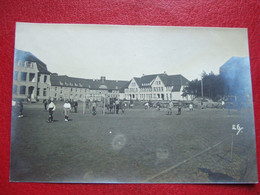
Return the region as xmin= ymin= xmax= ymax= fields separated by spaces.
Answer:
xmin=15 ymin=23 xmax=249 ymax=81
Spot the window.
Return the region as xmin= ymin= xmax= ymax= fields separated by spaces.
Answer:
xmin=43 ymin=88 xmax=47 ymax=96
xmin=55 ymin=87 xmax=57 ymax=91
xmin=37 ymin=88 xmax=40 ymax=96
xmin=13 ymin=85 xmax=17 ymax=94
xmin=20 ymin=86 xmax=26 ymax=95
xmin=44 ymin=75 xmax=47 ymax=83
xmin=29 ymin=73 xmax=35 ymax=82
xmin=14 ymin=71 xmax=18 ymax=80
xmin=20 ymin=72 xmax=27 ymax=81
xmin=38 ymin=75 xmax=41 ymax=83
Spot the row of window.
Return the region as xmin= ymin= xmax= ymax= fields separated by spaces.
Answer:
xmin=129 ymin=93 xmax=173 ymax=100
xmin=153 ymin=87 xmax=164 ymax=92
xmin=55 ymin=87 xmax=119 ymax=93
xmin=128 ymin=86 xmax=173 ymax=93
xmin=13 ymin=71 xmax=48 ymax=83
xmin=16 ymin=61 xmax=36 ymax=68
xmin=140 ymin=88 xmax=152 ymax=92
xmin=13 ymin=85 xmax=47 ymax=96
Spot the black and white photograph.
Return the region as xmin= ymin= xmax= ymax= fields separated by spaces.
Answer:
xmin=10 ymin=23 xmax=258 ymax=183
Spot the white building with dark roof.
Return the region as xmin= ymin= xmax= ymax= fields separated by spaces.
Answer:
xmin=123 ymin=73 xmax=191 ymax=101
xmin=12 ymin=49 xmax=51 ymax=101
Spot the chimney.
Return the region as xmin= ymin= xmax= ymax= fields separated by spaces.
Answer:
xmin=100 ymin=76 xmax=106 ymax=82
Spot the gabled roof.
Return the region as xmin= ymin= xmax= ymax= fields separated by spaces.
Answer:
xmin=119 ymin=81 xmax=131 ymax=93
xmin=130 ymin=73 xmax=189 ymax=91
xmin=14 ymin=49 xmax=51 ymax=74
xmin=50 ymin=75 xmax=128 ymax=91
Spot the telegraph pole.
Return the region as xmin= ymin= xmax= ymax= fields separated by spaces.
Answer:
xmin=201 ymin=75 xmax=204 ymax=97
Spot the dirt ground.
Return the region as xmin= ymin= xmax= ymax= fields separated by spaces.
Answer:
xmin=10 ymin=102 xmax=258 ymax=183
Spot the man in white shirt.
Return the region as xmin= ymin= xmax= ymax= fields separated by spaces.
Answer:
xmin=63 ymin=100 xmax=71 ymax=121
xmin=47 ymin=99 xmax=56 ymax=123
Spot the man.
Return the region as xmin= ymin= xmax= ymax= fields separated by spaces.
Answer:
xmin=177 ymin=102 xmax=182 ymax=115
xmin=47 ymin=99 xmax=56 ymax=123
xmin=63 ymin=100 xmax=71 ymax=121
xmin=74 ymin=100 xmax=78 ymax=113
xmin=189 ymin=103 xmax=193 ymax=111
xmin=167 ymin=101 xmax=173 ymax=115
xmin=43 ymin=99 xmax=48 ymax=111
xmin=92 ymin=101 xmax=97 ymax=115
xmin=17 ymin=99 xmax=24 ymax=118
xmin=221 ymin=100 xmax=225 ymax=110
xmin=115 ymin=99 xmax=120 ymax=114
xmin=144 ymin=102 xmax=149 ymax=110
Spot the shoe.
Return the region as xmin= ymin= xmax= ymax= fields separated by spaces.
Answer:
xmin=65 ymin=119 xmax=68 ymax=121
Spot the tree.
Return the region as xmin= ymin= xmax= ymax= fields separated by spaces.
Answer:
xmin=183 ymin=72 xmax=225 ymax=101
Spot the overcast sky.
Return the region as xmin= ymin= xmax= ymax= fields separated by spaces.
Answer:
xmin=15 ymin=23 xmax=249 ymax=81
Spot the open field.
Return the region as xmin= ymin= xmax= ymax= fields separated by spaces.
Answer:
xmin=10 ymin=102 xmax=257 ymax=183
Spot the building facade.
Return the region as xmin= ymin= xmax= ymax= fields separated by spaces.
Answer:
xmin=50 ymin=75 xmax=128 ymax=101
xmin=123 ymin=73 xmax=191 ymax=101
xmin=12 ymin=49 xmax=51 ymax=101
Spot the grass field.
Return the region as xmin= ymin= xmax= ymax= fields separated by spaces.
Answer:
xmin=10 ymin=102 xmax=258 ymax=183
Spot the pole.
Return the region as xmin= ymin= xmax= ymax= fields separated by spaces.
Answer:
xmin=83 ymin=99 xmax=85 ymax=115
xmin=231 ymin=134 xmax=234 ymax=161
xmin=103 ymin=96 xmax=105 ymax=115
xmin=201 ymin=76 xmax=203 ymax=97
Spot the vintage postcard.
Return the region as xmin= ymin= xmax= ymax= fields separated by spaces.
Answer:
xmin=10 ymin=23 xmax=257 ymax=183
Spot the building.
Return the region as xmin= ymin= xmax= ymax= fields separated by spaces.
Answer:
xmin=13 ymin=49 xmax=192 ymax=102
xmin=12 ymin=49 xmax=51 ymax=101
xmin=219 ymin=56 xmax=252 ymax=101
xmin=123 ymin=73 xmax=191 ymax=101
xmin=50 ymin=75 xmax=128 ymax=101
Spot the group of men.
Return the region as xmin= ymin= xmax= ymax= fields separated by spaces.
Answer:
xmin=144 ymin=101 xmax=194 ymax=116
xmin=14 ymin=97 xmax=196 ymax=123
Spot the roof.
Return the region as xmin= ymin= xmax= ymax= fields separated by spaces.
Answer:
xmin=50 ymin=75 xmax=128 ymax=91
xmin=14 ymin=49 xmax=51 ymax=74
xmin=131 ymin=73 xmax=189 ymax=91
